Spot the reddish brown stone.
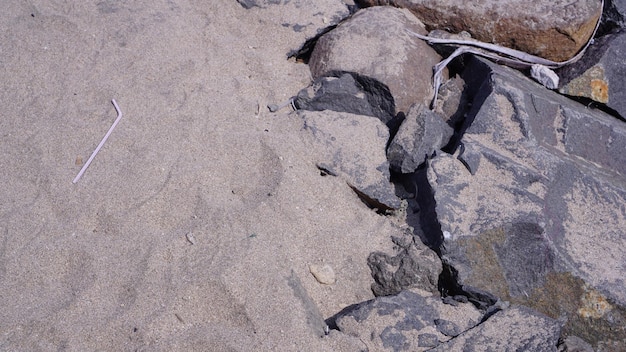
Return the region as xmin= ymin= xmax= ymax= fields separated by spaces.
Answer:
xmin=355 ymin=0 xmax=602 ymax=61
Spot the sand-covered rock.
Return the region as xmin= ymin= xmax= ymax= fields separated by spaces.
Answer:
xmin=309 ymin=6 xmax=442 ymax=114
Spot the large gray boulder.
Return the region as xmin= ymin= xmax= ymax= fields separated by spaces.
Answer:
xmin=308 ymin=6 xmax=442 ymax=114
xmin=426 ymin=57 xmax=626 ymax=350
xmin=355 ymin=0 xmax=602 ymax=61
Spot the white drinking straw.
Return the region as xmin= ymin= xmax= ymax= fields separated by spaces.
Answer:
xmin=72 ymin=99 xmax=123 ymax=184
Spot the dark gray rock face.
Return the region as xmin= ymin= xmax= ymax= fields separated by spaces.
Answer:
xmin=367 ymin=231 xmax=442 ymax=296
xmin=602 ymin=0 xmax=626 ymax=30
xmin=426 ymin=57 xmax=626 ymax=349
xmin=294 ymin=72 xmax=396 ymax=125
xmin=308 ymin=6 xmax=442 ymax=114
xmin=387 ymin=103 xmax=454 ymax=173
xmin=558 ymin=30 xmax=626 ymax=119
xmin=355 ymin=0 xmax=602 ymax=62
xmin=332 ymin=289 xmax=483 ymax=351
xmin=298 ymin=110 xmax=401 ymax=210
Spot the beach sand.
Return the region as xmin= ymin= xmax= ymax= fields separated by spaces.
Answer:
xmin=0 ymin=1 xmax=405 ymax=350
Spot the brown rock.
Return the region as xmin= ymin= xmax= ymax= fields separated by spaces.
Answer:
xmin=355 ymin=0 xmax=602 ymax=62
xmin=309 ymin=6 xmax=442 ymax=114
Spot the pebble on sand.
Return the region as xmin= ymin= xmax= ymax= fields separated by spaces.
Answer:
xmin=309 ymin=264 xmax=336 ymax=285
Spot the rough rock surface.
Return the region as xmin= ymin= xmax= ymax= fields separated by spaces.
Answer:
xmin=367 ymin=230 xmax=442 ymax=296
xmin=432 ymin=305 xmax=562 ymax=351
xmin=387 ymin=103 xmax=454 ymax=173
xmin=355 ymin=0 xmax=602 ymax=62
xmin=294 ymin=71 xmax=396 ymax=125
xmin=426 ymin=57 xmax=626 ymax=350
xmin=558 ymin=29 xmax=626 ymax=119
xmin=298 ymin=110 xmax=401 ymax=210
xmin=308 ymin=6 xmax=442 ymax=114
xmin=331 ymin=289 xmax=483 ymax=351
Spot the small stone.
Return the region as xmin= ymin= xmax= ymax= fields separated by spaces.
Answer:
xmin=309 ymin=264 xmax=336 ymax=285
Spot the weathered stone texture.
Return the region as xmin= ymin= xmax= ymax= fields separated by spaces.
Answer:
xmin=427 ymin=57 xmax=626 ymax=349
xmin=355 ymin=0 xmax=602 ymax=61
xmin=432 ymin=306 xmax=561 ymax=351
xmin=367 ymin=231 xmax=442 ymax=296
xmin=332 ymin=289 xmax=483 ymax=351
xmin=558 ymin=30 xmax=626 ymax=119
xmin=308 ymin=6 xmax=442 ymax=114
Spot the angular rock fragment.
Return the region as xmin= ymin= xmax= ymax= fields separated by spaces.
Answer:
xmin=387 ymin=103 xmax=454 ymax=173
xmin=355 ymin=0 xmax=602 ymax=62
xmin=426 ymin=57 xmax=626 ymax=349
xmin=330 ymin=289 xmax=482 ymax=351
xmin=367 ymin=230 xmax=442 ymax=296
xmin=558 ymin=30 xmax=626 ymax=119
xmin=309 ymin=264 xmax=336 ymax=285
xmin=308 ymin=6 xmax=442 ymax=114
xmin=294 ymin=71 xmax=396 ymax=125
xmin=432 ymin=306 xmax=561 ymax=351
xmin=298 ymin=110 xmax=401 ymax=210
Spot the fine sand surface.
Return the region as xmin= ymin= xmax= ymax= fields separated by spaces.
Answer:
xmin=1 ymin=1 xmax=406 ymax=350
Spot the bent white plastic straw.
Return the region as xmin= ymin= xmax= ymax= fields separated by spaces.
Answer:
xmin=72 ymin=99 xmax=123 ymax=184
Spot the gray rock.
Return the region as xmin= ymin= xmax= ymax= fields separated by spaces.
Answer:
xmin=355 ymin=0 xmax=602 ymax=62
xmin=298 ymin=110 xmax=401 ymax=210
xmin=332 ymin=289 xmax=483 ymax=351
xmin=387 ymin=103 xmax=454 ymax=173
xmin=432 ymin=306 xmax=562 ymax=351
xmin=426 ymin=57 xmax=626 ymax=349
xmin=558 ymin=29 xmax=626 ymax=119
xmin=367 ymin=230 xmax=442 ymax=296
xmin=308 ymin=6 xmax=442 ymax=114
xmin=294 ymin=71 xmax=396 ymax=125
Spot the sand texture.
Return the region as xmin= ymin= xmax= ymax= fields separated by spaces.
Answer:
xmin=0 ymin=1 xmax=395 ymax=350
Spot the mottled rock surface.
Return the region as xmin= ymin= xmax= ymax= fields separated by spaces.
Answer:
xmin=309 ymin=6 xmax=442 ymax=114
xmin=426 ymin=57 xmax=626 ymax=350
xmin=558 ymin=29 xmax=626 ymax=119
xmin=433 ymin=305 xmax=562 ymax=351
xmin=355 ymin=0 xmax=602 ymax=61
xmin=367 ymin=230 xmax=442 ymax=296
xmin=331 ymin=289 xmax=483 ymax=351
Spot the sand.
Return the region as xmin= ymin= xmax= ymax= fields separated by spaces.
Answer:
xmin=0 ymin=1 xmax=411 ymax=350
